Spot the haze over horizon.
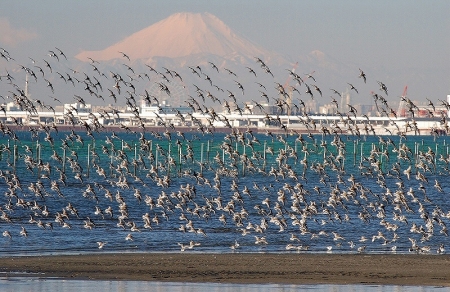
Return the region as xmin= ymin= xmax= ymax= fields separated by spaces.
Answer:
xmin=0 ymin=1 xmax=449 ymax=106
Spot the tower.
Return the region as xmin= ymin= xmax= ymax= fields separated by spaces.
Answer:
xmin=447 ymin=95 xmax=450 ymax=118
xmin=25 ymin=73 xmax=30 ymax=98
xmin=282 ymin=62 xmax=299 ymax=116
xmin=340 ymin=89 xmax=350 ymax=113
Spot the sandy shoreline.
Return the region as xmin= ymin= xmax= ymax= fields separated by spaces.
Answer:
xmin=0 ymin=253 xmax=449 ymax=286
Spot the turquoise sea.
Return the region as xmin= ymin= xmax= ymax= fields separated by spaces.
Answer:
xmin=0 ymin=129 xmax=449 ymax=255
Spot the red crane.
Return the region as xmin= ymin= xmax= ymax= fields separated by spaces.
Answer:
xmin=397 ymin=85 xmax=408 ymax=117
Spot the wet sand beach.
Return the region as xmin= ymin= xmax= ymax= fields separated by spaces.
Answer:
xmin=1 ymin=253 xmax=449 ymax=286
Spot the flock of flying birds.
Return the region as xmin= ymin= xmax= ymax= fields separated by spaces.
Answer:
xmin=0 ymin=47 xmax=449 ymax=255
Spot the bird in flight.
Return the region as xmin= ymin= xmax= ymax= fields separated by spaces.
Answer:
xmin=347 ymin=83 xmax=358 ymax=94
xmin=358 ymin=68 xmax=366 ymax=83
xmin=119 ymin=51 xmax=130 ymax=61
xmin=55 ymin=47 xmax=68 ymax=60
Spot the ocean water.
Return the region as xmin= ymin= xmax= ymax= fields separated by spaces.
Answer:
xmin=0 ymin=277 xmax=447 ymax=292
xmin=0 ymin=129 xmax=449 ymax=255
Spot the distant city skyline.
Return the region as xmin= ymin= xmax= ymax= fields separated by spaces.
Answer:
xmin=1 ymin=0 xmax=449 ymax=103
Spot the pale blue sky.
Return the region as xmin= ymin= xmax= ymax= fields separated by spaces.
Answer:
xmin=1 ymin=0 xmax=449 ymax=101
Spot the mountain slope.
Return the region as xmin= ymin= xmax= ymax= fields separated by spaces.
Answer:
xmin=75 ymin=12 xmax=277 ymax=62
